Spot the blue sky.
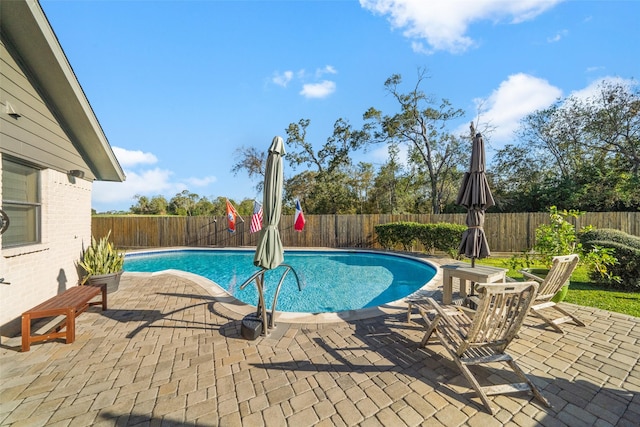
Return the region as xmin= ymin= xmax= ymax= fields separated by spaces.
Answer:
xmin=40 ymin=0 xmax=639 ymax=213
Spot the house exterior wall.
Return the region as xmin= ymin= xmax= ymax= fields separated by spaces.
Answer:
xmin=0 ymin=23 xmax=93 ymax=338
xmin=0 ymin=163 xmax=92 ymax=337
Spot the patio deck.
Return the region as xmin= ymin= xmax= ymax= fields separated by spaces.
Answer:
xmin=1 ymin=271 xmax=638 ymax=426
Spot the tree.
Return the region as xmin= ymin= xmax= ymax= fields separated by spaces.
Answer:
xmin=490 ymin=144 xmax=551 ymax=211
xmin=362 ymin=70 xmax=466 ymax=214
xmin=284 ymin=118 xmax=367 ymax=214
xmin=351 ymin=162 xmax=375 ymax=214
xmin=285 ymin=118 xmax=367 ymax=174
xmin=492 ymin=78 xmax=640 ymax=212
xmin=131 ymin=194 xmax=151 ymax=214
xmin=583 ymin=80 xmax=640 ymax=178
xmin=148 ymin=196 xmax=169 ymax=215
xmin=210 ymin=196 xmax=230 ymax=216
xmin=169 ymin=190 xmax=199 ymax=216
xmin=231 ymin=146 xmax=266 ymax=192
xmin=369 ymin=144 xmax=402 ymax=213
xmin=237 ymin=199 xmax=255 ymax=216
xmin=131 ymin=194 xmax=168 ymax=215
xmin=193 ymin=196 xmax=215 ymax=216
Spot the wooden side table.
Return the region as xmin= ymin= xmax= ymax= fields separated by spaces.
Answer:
xmin=441 ymin=263 xmax=508 ymax=304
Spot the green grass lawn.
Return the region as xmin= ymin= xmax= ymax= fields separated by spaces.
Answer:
xmin=474 ymin=257 xmax=640 ymax=318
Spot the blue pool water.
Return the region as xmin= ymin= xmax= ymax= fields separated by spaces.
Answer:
xmin=124 ymin=249 xmax=436 ymax=313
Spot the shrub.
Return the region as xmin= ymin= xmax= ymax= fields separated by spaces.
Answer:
xmin=579 ymin=228 xmax=640 ymax=249
xmin=533 ymin=206 xmax=586 ymax=267
xmin=375 ymin=221 xmax=466 ymax=258
xmin=374 ymin=222 xmax=419 ymax=250
xmin=417 ymin=222 xmax=467 ymax=258
xmin=584 ymin=237 xmax=640 ymax=291
xmin=511 ymin=206 xmax=618 ymax=284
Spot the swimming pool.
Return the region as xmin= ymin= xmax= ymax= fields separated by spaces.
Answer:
xmin=124 ymin=249 xmax=437 ymax=313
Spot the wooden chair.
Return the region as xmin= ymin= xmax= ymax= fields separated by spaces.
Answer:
xmin=520 ymin=254 xmax=584 ymax=333
xmin=416 ymin=281 xmax=550 ymax=415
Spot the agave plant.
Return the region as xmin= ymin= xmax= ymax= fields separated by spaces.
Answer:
xmin=78 ymin=231 xmax=124 ymax=284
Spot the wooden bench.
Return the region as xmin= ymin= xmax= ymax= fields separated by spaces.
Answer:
xmin=21 ymin=284 xmax=107 ymax=352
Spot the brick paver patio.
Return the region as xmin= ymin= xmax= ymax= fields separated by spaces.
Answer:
xmin=1 ymin=271 xmax=638 ymax=426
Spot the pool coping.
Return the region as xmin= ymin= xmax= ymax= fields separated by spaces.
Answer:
xmin=123 ymin=247 xmax=445 ymax=324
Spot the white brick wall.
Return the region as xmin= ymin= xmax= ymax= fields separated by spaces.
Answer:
xmin=0 ymin=167 xmax=93 ymax=337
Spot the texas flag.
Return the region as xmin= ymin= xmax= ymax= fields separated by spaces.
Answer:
xmin=294 ymin=199 xmax=306 ymax=232
xmin=226 ymin=199 xmax=238 ymax=233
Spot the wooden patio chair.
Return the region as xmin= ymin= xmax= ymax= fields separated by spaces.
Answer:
xmin=520 ymin=254 xmax=584 ymax=333
xmin=416 ymin=281 xmax=550 ymax=415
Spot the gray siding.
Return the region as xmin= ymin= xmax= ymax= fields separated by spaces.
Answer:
xmin=0 ymin=39 xmax=96 ymax=179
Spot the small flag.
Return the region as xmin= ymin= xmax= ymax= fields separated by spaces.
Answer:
xmin=294 ymin=199 xmax=305 ymax=232
xmin=226 ymin=199 xmax=238 ymax=233
xmin=250 ymin=200 xmax=263 ymax=233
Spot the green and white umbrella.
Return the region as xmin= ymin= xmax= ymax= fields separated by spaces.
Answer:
xmin=253 ymin=136 xmax=286 ymax=270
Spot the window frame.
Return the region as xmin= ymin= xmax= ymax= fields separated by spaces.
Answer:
xmin=1 ymin=157 xmax=42 ymax=248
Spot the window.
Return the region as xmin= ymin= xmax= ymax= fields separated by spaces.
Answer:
xmin=1 ymin=158 xmax=41 ymax=248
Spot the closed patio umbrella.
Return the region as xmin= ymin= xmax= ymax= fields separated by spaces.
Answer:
xmin=254 ymin=136 xmax=286 ymax=270
xmin=456 ymin=128 xmax=494 ymax=266
xmin=246 ymin=136 xmax=286 ymax=337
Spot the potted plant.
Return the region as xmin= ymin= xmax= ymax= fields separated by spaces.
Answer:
xmin=78 ymin=231 xmax=125 ymax=294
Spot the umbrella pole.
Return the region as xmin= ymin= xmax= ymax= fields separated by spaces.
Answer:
xmin=468 ymin=257 xmax=477 ymax=309
xmin=256 ymin=272 xmax=269 ymax=336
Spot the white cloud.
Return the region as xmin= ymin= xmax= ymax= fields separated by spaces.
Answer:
xmin=467 ymin=73 xmax=562 ymax=147
xmin=272 ymin=70 xmax=294 ymax=87
xmin=410 ymin=41 xmax=434 ymax=55
xmin=360 ymin=0 xmax=564 ymax=53
xmin=463 ymin=75 xmax=636 ymax=151
xmin=568 ymin=76 xmax=634 ymax=101
xmin=547 ymin=29 xmax=568 ymax=43
xmin=271 ymin=66 xmax=338 ymax=99
xmin=186 ymin=176 xmax=217 ymax=187
xmin=112 ymin=146 xmax=157 ymax=167
xmin=316 ymin=65 xmax=337 ymax=76
xmin=92 ymin=167 xmax=184 ymax=207
xmin=300 ymin=80 xmax=336 ymax=99
xmin=586 ymin=65 xmax=605 ymax=73
xmin=92 ymin=154 xmax=219 ymax=210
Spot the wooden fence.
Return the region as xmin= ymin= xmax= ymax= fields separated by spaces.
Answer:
xmin=92 ymin=212 xmax=639 ymax=254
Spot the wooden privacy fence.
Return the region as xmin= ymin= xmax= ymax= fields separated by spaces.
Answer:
xmin=93 ymin=212 xmax=639 ymax=254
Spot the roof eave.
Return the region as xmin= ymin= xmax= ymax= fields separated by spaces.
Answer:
xmin=0 ymin=0 xmax=125 ymax=182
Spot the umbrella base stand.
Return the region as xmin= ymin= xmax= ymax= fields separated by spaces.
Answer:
xmin=241 ymin=312 xmax=273 ymax=341
xmin=238 ymin=264 xmax=303 ymax=340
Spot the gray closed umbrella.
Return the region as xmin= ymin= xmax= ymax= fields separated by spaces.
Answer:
xmin=254 ymin=136 xmax=286 ymax=270
xmin=456 ymin=130 xmax=494 ymax=266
